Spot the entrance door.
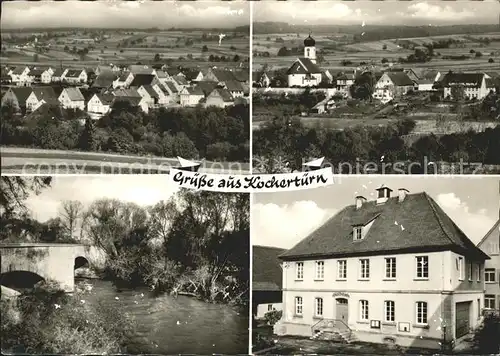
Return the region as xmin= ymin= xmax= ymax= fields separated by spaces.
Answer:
xmin=455 ymin=302 xmax=471 ymax=339
xmin=336 ymin=298 xmax=349 ymax=322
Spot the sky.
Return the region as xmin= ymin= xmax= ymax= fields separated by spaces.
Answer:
xmin=1 ymin=1 xmax=249 ymax=30
xmin=25 ymin=176 xmax=180 ymax=222
xmin=252 ymin=176 xmax=500 ymax=249
xmin=254 ymin=0 xmax=500 ymax=26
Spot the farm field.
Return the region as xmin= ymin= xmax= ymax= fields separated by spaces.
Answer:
xmin=1 ymin=29 xmax=249 ymax=68
xmin=252 ymin=31 xmax=500 ymax=72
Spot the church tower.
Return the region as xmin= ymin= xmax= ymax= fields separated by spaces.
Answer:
xmin=303 ymin=33 xmax=316 ymax=64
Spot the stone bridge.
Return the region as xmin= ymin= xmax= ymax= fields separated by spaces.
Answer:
xmin=0 ymin=243 xmax=105 ymax=293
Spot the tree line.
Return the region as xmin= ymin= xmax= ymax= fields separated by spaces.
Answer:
xmin=0 ymin=177 xmax=250 ymax=305
xmin=253 ymin=116 xmax=500 ymax=173
xmin=1 ymin=101 xmax=250 ymax=162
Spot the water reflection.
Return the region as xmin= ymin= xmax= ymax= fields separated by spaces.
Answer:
xmin=77 ymin=278 xmax=249 ymax=354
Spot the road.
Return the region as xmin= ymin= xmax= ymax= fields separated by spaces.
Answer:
xmin=0 ymin=147 xmax=250 ymax=175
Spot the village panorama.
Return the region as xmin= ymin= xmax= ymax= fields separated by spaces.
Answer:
xmin=252 ymin=1 xmax=500 ymax=175
xmin=0 ymin=1 xmax=251 ymax=174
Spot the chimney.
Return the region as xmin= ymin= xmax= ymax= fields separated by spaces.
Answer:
xmin=376 ymin=184 xmax=393 ymax=205
xmin=398 ymin=188 xmax=409 ymax=203
xmin=355 ymin=196 xmax=367 ymax=210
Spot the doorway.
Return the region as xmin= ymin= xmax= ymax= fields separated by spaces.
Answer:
xmin=336 ymin=298 xmax=349 ymax=322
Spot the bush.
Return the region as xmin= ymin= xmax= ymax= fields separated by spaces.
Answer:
xmin=1 ymin=283 xmax=134 ymax=354
xmin=473 ymin=313 xmax=500 ymax=354
xmin=264 ymin=309 xmax=282 ymax=326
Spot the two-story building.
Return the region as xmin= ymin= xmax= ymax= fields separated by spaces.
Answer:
xmin=274 ymin=185 xmax=489 ymax=350
xmin=441 ymin=72 xmax=489 ymax=100
xmin=477 ymin=202 xmax=500 ymax=312
xmin=373 ymin=72 xmax=414 ymax=103
xmin=58 ymin=87 xmax=85 ymax=110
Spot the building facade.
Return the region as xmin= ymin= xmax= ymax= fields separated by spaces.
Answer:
xmin=274 ymin=186 xmax=489 ymax=350
xmin=287 ymin=35 xmax=323 ymax=88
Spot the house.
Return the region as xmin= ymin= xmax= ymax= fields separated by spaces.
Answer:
xmin=253 ymin=245 xmax=286 ymax=319
xmin=1 ymin=87 xmax=33 ymax=112
xmin=204 ymin=68 xmax=237 ymax=85
xmin=258 ymin=72 xmax=271 ymax=88
xmin=158 ymin=81 xmax=180 ymax=104
xmin=223 ymin=80 xmax=245 ymax=98
xmin=113 ymin=72 xmax=132 ymax=89
xmin=477 ymin=192 xmax=500 ymax=312
xmin=92 ymin=71 xmax=117 ymax=90
xmin=287 ymin=35 xmax=322 ymax=87
xmin=441 ymin=72 xmax=489 ymax=100
xmin=87 ymin=93 xmax=114 ymax=119
xmin=129 ymin=74 xmax=158 ymax=88
xmin=32 ymin=97 xmax=60 ymax=112
xmin=274 ymin=185 xmax=489 ymax=349
xmin=137 ymin=84 xmax=161 ymax=108
xmin=373 ymin=72 xmax=415 ymax=103
xmin=64 ymin=69 xmax=87 ymax=84
xmin=183 ymin=69 xmax=204 ymax=82
xmin=26 ymin=87 xmax=58 ymax=112
xmin=28 ymin=69 xmax=50 ymax=84
xmin=168 ymin=75 xmax=189 ymax=92
xmin=165 ymin=67 xmax=183 ymax=78
xmin=9 ymin=66 xmax=31 ymax=86
xmin=58 ymin=87 xmax=85 ymax=110
xmin=51 ymin=68 xmax=68 ymax=83
xmin=180 ymin=86 xmax=204 ymax=107
xmin=112 ymin=89 xmax=149 ymax=113
xmin=204 ymin=88 xmax=234 ymax=108
xmin=336 ymin=73 xmax=355 ymax=98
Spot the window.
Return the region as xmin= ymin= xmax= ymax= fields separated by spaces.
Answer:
xmin=315 ymin=261 xmax=324 ymax=280
xmin=416 ymin=302 xmax=428 ymax=324
xmin=485 ymin=268 xmax=496 ymax=283
xmin=353 ymin=226 xmax=363 ymax=240
xmin=337 ymin=260 xmax=347 ymax=280
xmin=416 ymin=256 xmax=428 ymax=278
xmin=476 ymin=264 xmax=481 ymax=282
xmin=295 ymin=297 xmax=303 ymax=315
xmin=477 ymin=299 xmax=481 ymax=318
xmin=315 ymin=298 xmax=323 ymax=317
xmin=359 ymin=259 xmax=370 ymax=279
xmin=385 ymin=258 xmax=396 ymax=279
xmin=385 ymin=301 xmax=395 ymax=322
xmin=458 ymin=256 xmax=464 ymax=280
xmin=268 ymin=304 xmax=273 ymax=312
xmin=485 ymin=295 xmax=496 ymax=309
xmin=468 ymin=263 xmax=473 ymax=281
xmin=360 ymin=300 xmax=369 ymax=320
xmin=296 ymin=262 xmax=304 ymax=280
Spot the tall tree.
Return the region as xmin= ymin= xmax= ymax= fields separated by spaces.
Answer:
xmin=59 ymin=200 xmax=84 ymax=241
xmin=79 ymin=117 xmax=96 ymax=151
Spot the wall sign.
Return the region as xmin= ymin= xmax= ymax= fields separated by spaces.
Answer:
xmin=332 ymin=292 xmax=350 ymax=298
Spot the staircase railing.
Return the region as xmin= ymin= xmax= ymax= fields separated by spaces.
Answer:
xmin=311 ymin=319 xmax=352 ymax=340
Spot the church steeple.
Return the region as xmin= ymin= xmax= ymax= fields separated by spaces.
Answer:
xmin=303 ymin=32 xmax=316 ymax=64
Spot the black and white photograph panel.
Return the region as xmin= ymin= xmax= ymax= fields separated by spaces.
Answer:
xmin=251 ymin=176 xmax=500 ymax=354
xmin=0 ymin=1 xmax=250 ymax=174
xmin=252 ymin=0 xmax=500 ymax=174
xmin=0 ymin=176 xmax=250 ymax=354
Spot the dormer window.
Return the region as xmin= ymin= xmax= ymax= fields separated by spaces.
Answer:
xmin=353 ymin=226 xmax=363 ymax=240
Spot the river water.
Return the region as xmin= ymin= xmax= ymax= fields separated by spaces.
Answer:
xmin=76 ymin=279 xmax=249 ymax=354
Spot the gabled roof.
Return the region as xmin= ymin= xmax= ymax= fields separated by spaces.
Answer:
xmin=65 ymin=69 xmax=84 ymax=78
xmin=95 ymin=93 xmax=115 ymax=105
xmin=129 ymin=74 xmax=156 ymax=87
xmin=209 ymin=88 xmax=233 ymax=102
xmin=196 ymin=81 xmax=218 ymax=96
xmin=92 ymin=71 xmax=117 ymax=88
xmin=114 ymin=88 xmax=141 ymax=98
xmin=172 ymin=75 xmax=188 ymax=86
xmin=141 ymin=84 xmax=159 ymax=98
xmin=385 ymin=72 xmax=415 ymax=86
xmin=166 ymin=68 xmax=182 ymax=76
xmin=31 ymin=87 xmax=57 ymax=101
xmin=224 ymin=80 xmax=244 ymax=92
xmin=117 ymin=72 xmax=130 ymax=81
xmin=422 ymin=70 xmax=440 ymax=81
xmin=164 ymin=81 xmax=178 ymax=94
xmin=29 ymin=69 xmax=45 ymax=77
xmin=6 ymin=87 xmax=33 ymax=104
xmin=287 ymin=57 xmax=322 ymax=75
xmin=11 ymin=66 xmax=28 ymax=75
xmin=52 ymin=68 xmax=65 ymax=77
xmin=186 ymin=86 xmax=205 ymax=96
xmin=253 ymin=245 xmax=286 ymax=291
xmin=441 ymin=72 xmax=485 ymax=88
xmin=62 ymin=87 xmax=85 ymax=101
xmin=113 ymin=96 xmax=142 ymax=106
xmin=232 ymin=69 xmax=249 ymax=82
xmin=280 ymin=192 xmax=489 ymax=261
xmin=183 ymin=69 xmax=202 ymax=81
xmin=210 ymin=69 xmax=237 ymax=82
xmin=477 ymin=219 xmax=500 ymax=248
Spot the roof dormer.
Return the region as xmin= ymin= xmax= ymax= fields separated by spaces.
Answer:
xmin=353 ymin=225 xmax=364 ymax=241
xmin=376 ymin=184 xmax=393 ymax=205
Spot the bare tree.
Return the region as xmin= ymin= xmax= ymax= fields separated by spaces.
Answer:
xmin=59 ymin=200 xmax=84 ymax=241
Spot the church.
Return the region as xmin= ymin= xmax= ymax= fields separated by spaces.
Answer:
xmin=287 ymin=34 xmax=323 ymax=87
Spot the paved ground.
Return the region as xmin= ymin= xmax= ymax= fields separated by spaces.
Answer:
xmin=0 ymin=147 xmax=250 ymax=175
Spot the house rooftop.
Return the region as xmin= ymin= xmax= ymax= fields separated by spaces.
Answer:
xmin=287 ymin=57 xmax=322 ymax=75
xmin=441 ymin=72 xmax=485 ymax=88
xmin=280 ymin=191 xmax=489 ymax=261
xmin=129 ymin=74 xmax=156 ymax=87
xmin=253 ymin=245 xmax=286 ymax=292
xmin=63 ymin=87 xmax=85 ymax=101
xmin=386 ymin=71 xmax=414 ymax=86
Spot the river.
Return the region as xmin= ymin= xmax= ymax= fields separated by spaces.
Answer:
xmin=76 ymin=278 xmax=249 ymax=354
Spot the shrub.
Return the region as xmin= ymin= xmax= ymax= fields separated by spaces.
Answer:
xmin=473 ymin=313 xmax=500 ymax=354
xmin=264 ymin=309 xmax=282 ymax=326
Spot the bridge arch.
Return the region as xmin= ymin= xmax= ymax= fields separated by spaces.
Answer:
xmin=74 ymin=256 xmax=90 ymax=270
xmin=0 ymin=270 xmax=45 ymax=291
